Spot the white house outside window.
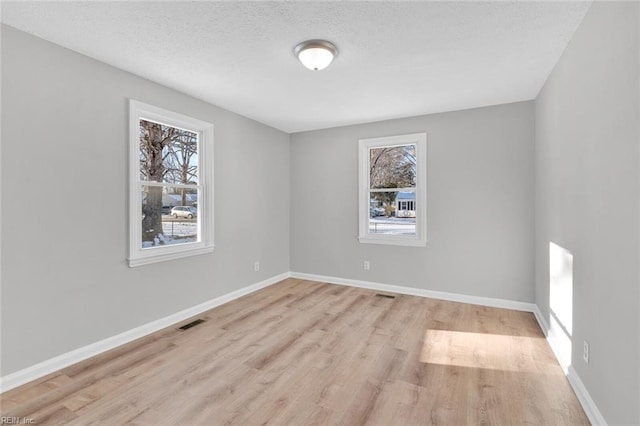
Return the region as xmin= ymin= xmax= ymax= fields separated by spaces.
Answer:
xmin=128 ymin=100 xmax=214 ymax=267
xmin=358 ymin=133 xmax=427 ymax=246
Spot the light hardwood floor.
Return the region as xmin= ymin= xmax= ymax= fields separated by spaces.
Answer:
xmin=1 ymin=278 xmax=589 ymax=425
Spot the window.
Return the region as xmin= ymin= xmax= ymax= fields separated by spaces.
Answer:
xmin=358 ymin=133 xmax=427 ymax=246
xmin=128 ymin=100 xmax=214 ymax=267
xmin=398 ymin=200 xmax=415 ymax=211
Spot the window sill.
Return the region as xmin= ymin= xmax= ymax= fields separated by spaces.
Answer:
xmin=128 ymin=245 xmax=215 ymax=267
xmin=358 ymin=236 xmax=427 ymax=247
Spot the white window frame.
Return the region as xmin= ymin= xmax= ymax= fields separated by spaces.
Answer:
xmin=358 ymin=132 xmax=427 ymax=247
xmin=128 ymin=100 xmax=214 ymax=267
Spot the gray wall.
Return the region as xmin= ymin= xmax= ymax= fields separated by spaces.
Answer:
xmin=4 ymin=6 xmax=640 ymax=421
xmin=534 ymin=2 xmax=639 ymax=424
xmin=290 ymin=102 xmax=535 ymax=302
xmin=0 ymin=25 xmax=291 ymax=375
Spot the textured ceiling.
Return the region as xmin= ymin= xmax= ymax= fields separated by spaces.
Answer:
xmin=1 ymin=1 xmax=591 ymax=133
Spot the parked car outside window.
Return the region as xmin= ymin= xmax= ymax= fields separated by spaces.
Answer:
xmin=171 ymin=206 xmax=197 ymax=219
xmin=370 ymin=207 xmax=385 ymax=217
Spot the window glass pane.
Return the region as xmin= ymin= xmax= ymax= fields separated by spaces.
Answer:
xmin=369 ymin=144 xmax=416 ymax=189
xmin=369 ymin=192 xmax=416 ymax=235
xmin=141 ymin=185 xmax=199 ymax=249
xmin=139 ymin=119 xmax=199 ymax=184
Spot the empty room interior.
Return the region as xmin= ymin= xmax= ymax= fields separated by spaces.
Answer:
xmin=1 ymin=1 xmax=639 ymax=425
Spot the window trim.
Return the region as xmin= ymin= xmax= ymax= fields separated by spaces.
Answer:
xmin=358 ymin=132 xmax=427 ymax=247
xmin=128 ymin=100 xmax=214 ymax=267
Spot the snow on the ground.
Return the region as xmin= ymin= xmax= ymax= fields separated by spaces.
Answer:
xmin=369 ymin=217 xmax=416 ymax=235
xmin=141 ymin=221 xmax=197 ymax=248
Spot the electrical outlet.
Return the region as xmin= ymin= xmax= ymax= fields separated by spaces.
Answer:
xmin=583 ymin=340 xmax=589 ymax=364
xmin=254 ymin=261 xmax=260 ymax=272
xmin=363 ymin=261 xmax=370 ymax=270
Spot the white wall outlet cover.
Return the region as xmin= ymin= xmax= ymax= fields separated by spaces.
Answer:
xmin=583 ymin=340 xmax=589 ymax=364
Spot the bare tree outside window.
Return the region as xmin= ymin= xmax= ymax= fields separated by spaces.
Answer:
xmin=370 ymin=145 xmax=416 ymax=188
xmin=139 ymin=119 xmax=198 ymax=245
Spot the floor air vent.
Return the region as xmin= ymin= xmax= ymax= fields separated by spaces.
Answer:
xmin=178 ymin=319 xmax=205 ymax=331
xmin=375 ymin=294 xmax=396 ymax=299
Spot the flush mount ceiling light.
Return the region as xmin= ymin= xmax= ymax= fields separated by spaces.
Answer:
xmin=294 ymin=39 xmax=338 ymax=71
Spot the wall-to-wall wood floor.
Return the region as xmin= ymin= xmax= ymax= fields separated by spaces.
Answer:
xmin=1 ymin=279 xmax=588 ymax=425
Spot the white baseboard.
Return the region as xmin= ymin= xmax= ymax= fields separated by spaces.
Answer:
xmin=0 ymin=272 xmax=289 ymax=393
xmin=290 ymin=271 xmax=537 ymax=312
xmin=0 ymin=269 xmax=608 ymax=426
xmin=532 ymin=305 xmax=550 ymax=336
xmin=532 ymin=305 xmax=570 ymax=372
xmin=298 ymin=272 xmax=608 ymax=424
xmin=532 ymin=306 xmax=607 ymax=425
xmin=567 ymin=366 xmax=608 ymax=425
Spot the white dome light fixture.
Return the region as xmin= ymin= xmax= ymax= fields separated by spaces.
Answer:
xmin=294 ymin=39 xmax=338 ymax=71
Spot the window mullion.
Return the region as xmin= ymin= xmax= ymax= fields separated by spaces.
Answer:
xmin=139 ymin=181 xmax=199 ymax=190
xmin=369 ymin=187 xmax=416 ymax=193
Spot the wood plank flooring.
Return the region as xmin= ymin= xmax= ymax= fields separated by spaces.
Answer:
xmin=0 ymin=278 xmax=589 ymax=425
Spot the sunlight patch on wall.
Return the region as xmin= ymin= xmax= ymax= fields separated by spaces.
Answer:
xmin=550 ymin=242 xmax=573 ymax=334
xmin=549 ymin=241 xmax=574 ymax=372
